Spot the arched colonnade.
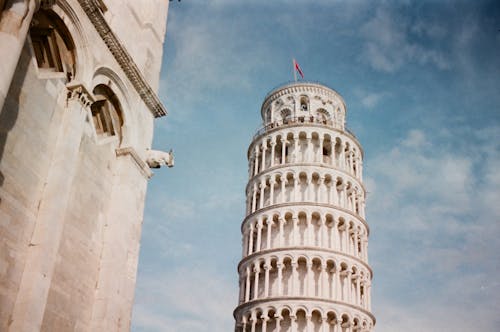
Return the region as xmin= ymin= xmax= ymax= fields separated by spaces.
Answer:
xmin=238 ymin=253 xmax=372 ymax=311
xmin=236 ymin=304 xmax=373 ymax=332
xmin=249 ymin=130 xmax=362 ymax=181
xmin=247 ymin=169 xmax=365 ymax=218
xmin=242 ymin=210 xmax=368 ymax=261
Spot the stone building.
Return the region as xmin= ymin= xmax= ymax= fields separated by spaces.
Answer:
xmin=234 ymin=82 xmax=375 ymax=331
xmin=0 ymin=0 xmax=171 ymax=331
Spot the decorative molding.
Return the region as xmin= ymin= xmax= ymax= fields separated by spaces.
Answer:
xmin=261 ymin=82 xmax=347 ymax=119
xmin=77 ymin=0 xmax=167 ymax=118
xmin=116 ymin=147 xmax=153 ymax=179
xmin=66 ymin=82 xmax=94 ymax=107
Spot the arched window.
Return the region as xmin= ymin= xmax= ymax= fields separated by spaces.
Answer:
xmin=29 ymin=9 xmax=76 ymax=80
xmin=91 ymin=84 xmax=124 ymax=140
xmin=280 ymin=108 xmax=291 ymax=124
xmin=316 ymin=108 xmax=330 ymax=124
xmin=300 ymin=96 xmax=309 ymax=112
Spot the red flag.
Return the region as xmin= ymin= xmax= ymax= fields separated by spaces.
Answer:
xmin=293 ymin=58 xmax=304 ymax=79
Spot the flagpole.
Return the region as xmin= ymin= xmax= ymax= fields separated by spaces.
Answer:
xmin=293 ymin=59 xmax=297 ymax=82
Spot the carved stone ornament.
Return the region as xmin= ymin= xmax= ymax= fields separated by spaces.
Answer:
xmin=145 ymin=149 xmax=174 ymax=168
xmin=66 ymin=83 xmax=94 ymax=107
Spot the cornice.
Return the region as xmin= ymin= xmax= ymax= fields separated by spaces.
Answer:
xmin=261 ymin=82 xmax=347 ymax=119
xmin=233 ymin=297 xmax=376 ymax=323
xmin=77 ymin=0 xmax=167 ymax=118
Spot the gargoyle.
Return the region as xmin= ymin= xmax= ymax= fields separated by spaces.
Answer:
xmin=145 ymin=149 xmax=174 ymax=168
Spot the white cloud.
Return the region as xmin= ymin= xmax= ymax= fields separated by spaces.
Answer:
xmin=161 ymin=9 xmax=271 ymax=116
xmin=401 ymin=129 xmax=427 ymax=148
xmin=353 ymin=88 xmax=387 ymax=109
xmin=132 ymin=265 xmax=237 ymax=332
xmin=367 ymin=126 xmax=500 ymax=331
xmin=360 ymin=8 xmax=450 ymax=72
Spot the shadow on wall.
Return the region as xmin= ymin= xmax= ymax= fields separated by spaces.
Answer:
xmin=0 ymin=42 xmax=30 ymax=194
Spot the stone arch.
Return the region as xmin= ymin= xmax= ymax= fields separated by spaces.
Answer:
xmin=279 ymin=108 xmax=292 ymax=124
xmin=91 ymin=84 xmax=124 ymax=144
xmin=50 ymin=1 xmax=92 ymax=80
xmin=299 ymin=95 xmax=309 ymax=112
xmin=340 ymin=313 xmax=352 ymax=330
xmin=311 ymin=309 xmax=324 ymax=332
xmin=295 ymin=307 xmax=308 ymax=332
xmin=315 ymin=108 xmax=330 ymax=124
xmin=326 ymin=310 xmax=339 ymax=331
xmin=29 ymin=8 xmax=76 ymax=79
xmin=279 ymin=306 xmax=293 ymax=331
xmin=91 ymin=67 xmax=131 ymax=146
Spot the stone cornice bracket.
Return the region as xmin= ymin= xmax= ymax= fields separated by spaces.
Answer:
xmin=77 ymin=0 xmax=167 ymax=118
xmin=116 ymin=147 xmax=154 ymax=179
xmin=66 ymin=82 xmax=94 ymax=107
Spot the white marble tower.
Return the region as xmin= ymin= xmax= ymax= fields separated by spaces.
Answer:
xmin=234 ymin=82 xmax=375 ymax=331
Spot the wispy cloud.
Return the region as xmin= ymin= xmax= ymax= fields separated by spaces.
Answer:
xmin=367 ymin=126 xmax=500 ymax=331
xmin=353 ymin=88 xmax=387 ymax=109
xmin=360 ymin=7 xmax=451 ymax=72
xmin=135 ymin=2 xmax=500 ymax=331
xmin=161 ymin=7 xmax=272 ymax=113
xmin=132 ymin=266 xmax=237 ymax=332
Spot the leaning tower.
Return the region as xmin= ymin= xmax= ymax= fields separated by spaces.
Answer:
xmin=234 ymin=82 xmax=375 ymax=331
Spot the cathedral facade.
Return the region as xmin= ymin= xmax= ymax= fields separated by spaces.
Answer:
xmin=0 ymin=1 xmax=170 ymax=331
xmin=234 ymin=82 xmax=375 ymax=331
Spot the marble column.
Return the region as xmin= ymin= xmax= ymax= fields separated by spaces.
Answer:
xmin=248 ymin=223 xmax=254 ymax=255
xmin=256 ymin=219 xmax=263 ymax=252
xmin=266 ymin=219 xmax=273 ymax=249
xmin=270 ymin=140 xmax=276 ymax=167
xmin=264 ymin=263 xmax=270 ymax=297
xmin=254 ymin=147 xmax=260 ymax=175
xmin=245 ymin=267 xmax=251 ymax=301
xmin=253 ymin=266 xmax=261 ymax=300
xmin=269 ymin=178 xmax=275 ymax=205
xmin=261 ymin=144 xmax=267 ymax=171
xmin=277 ymin=262 xmax=283 ymax=296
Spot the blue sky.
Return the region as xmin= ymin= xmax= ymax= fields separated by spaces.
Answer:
xmin=131 ymin=1 xmax=500 ymax=331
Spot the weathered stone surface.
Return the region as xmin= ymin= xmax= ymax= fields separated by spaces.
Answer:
xmin=0 ymin=1 xmax=169 ymax=331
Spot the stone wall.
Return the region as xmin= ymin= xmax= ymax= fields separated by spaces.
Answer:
xmin=0 ymin=0 xmax=169 ymax=331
